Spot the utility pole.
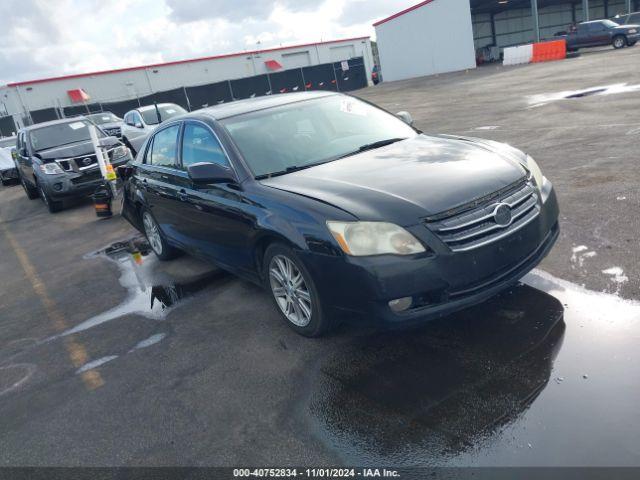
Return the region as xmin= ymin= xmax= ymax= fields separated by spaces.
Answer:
xmin=531 ymin=0 xmax=540 ymax=42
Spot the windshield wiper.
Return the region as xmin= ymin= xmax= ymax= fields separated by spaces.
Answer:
xmin=338 ymin=137 xmax=407 ymax=159
xmin=256 ymin=161 xmax=331 ymax=180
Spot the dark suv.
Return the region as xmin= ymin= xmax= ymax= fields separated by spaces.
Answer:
xmin=564 ymin=19 xmax=639 ymax=50
xmin=15 ymin=118 xmax=133 ymax=212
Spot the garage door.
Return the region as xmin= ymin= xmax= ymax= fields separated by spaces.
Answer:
xmin=281 ymin=51 xmax=311 ymax=69
xmin=330 ymin=45 xmax=355 ymax=62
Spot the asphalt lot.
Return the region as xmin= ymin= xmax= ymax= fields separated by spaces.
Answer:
xmin=0 ymin=47 xmax=639 ymax=468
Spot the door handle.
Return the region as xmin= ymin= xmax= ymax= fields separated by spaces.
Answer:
xmin=160 ymin=174 xmax=169 ymax=181
xmin=178 ymin=189 xmax=188 ymax=202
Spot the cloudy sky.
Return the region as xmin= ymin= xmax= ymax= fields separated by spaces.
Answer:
xmin=0 ymin=0 xmax=418 ymax=85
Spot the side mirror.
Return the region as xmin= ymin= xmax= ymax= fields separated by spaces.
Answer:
xmin=187 ymin=162 xmax=235 ymax=184
xmin=135 ymin=122 xmax=144 ymax=129
xmin=396 ymin=111 xmax=414 ymax=126
xmin=117 ymin=165 xmax=134 ymax=180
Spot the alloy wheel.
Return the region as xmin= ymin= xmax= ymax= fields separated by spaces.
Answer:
xmin=269 ymin=254 xmax=313 ymax=327
xmin=142 ymin=212 xmax=163 ymax=256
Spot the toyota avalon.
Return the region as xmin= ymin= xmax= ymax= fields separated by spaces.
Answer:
xmin=120 ymin=92 xmax=559 ymax=337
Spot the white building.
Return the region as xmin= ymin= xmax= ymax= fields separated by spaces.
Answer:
xmin=374 ymin=0 xmax=477 ymax=82
xmin=0 ymin=37 xmax=374 ymax=135
xmin=373 ymin=0 xmax=638 ymax=83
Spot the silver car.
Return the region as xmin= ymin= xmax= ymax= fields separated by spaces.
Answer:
xmin=121 ymin=103 xmax=187 ymax=155
xmin=0 ymin=136 xmax=18 ymax=186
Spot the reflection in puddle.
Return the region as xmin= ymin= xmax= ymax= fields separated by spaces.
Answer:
xmin=308 ymin=269 xmax=640 ymax=466
xmin=310 ymin=283 xmax=564 ymax=465
xmin=62 ymin=236 xmax=224 ymax=337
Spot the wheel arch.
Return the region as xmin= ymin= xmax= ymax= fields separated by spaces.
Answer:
xmin=253 ymin=232 xmax=299 ymax=280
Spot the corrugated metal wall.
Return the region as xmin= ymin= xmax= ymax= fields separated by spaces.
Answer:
xmin=473 ymin=0 xmax=636 ymax=50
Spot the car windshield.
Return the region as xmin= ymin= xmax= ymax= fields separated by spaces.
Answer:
xmin=30 ymin=120 xmax=104 ymax=152
xmin=221 ymin=95 xmax=417 ymax=178
xmin=0 ymin=137 xmax=15 ymax=148
xmin=140 ymin=105 xmax=187 ymax=125
xmin=87 ymin=112 xmax=121 ymax=125
xmin=601 ymin=19 xmax=620 ymax=28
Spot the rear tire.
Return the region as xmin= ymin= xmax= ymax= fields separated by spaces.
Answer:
xmin=39 ymin=184 xmax=63 ymax=213
xmin=613 ymin=35 xmax=626 ymax=49
xmin=21 ymin=176 xmax=39 ymax=199
xmin=141 ymin=209 xmax=178 ymax=260
xmin=263 ymin=242 xmax=334 ymax=337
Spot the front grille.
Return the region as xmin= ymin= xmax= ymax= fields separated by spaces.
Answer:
xmin=103 ymin=127 xmax=122 ymax=138
xmin=424 ymin=178 xmax=540 ymax=252
xmin=57 ymin=154 xmax=98 ymax=172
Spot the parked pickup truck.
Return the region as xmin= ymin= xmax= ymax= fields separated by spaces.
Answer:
xmin=563 ymin=19 xmax=640 ymax=51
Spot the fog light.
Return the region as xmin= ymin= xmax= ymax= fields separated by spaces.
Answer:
xmin=53 ymin=183 xmax=63 ymax=191
xmin=388 ymin=296 xmax=412 ymax=313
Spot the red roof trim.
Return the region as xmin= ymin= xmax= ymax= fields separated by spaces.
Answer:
xmin=373 ymin=0 xmax=436 ymax=27
xmin=7 ymin=36 xmax=370 ymax=87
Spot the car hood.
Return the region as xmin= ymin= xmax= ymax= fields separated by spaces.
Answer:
xmin=614 ymin=24 xmax=640 ymax=31
xmin=36 ymin=138 xmax=120 ymax=161
xmin=260 ymin=135 xmax=528 ymax=225
xmin=99 ymin=121 xmax=123 ymax=129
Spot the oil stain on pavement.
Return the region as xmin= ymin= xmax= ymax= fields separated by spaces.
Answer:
xmin=307 ymin=270 xmax=640 ymax=466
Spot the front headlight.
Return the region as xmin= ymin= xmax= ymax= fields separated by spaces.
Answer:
xmin=327 ymin=221 xmax=426 ymax=256
xmin=629 ymin=29 xmax=637 ymax=34
xmin=526 ymin=155 xmax=544 ymax=190
xmin=111 ymin=145 xmax=129 ymax=159
xmin=40 ymin=163 xmax=64 ymax=175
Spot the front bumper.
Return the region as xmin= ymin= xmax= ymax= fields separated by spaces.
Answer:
xmin=301 ymin=185 xmax=560 ymax=325
xmin=42 ymin=155 xmax=131 ymax=200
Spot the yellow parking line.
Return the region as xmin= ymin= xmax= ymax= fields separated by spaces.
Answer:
xmin=0 ymin=221 xmax=104 ymax=390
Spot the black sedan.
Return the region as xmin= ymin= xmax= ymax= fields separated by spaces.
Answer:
xmin=120 ymin=92 xmax=559 ymax=337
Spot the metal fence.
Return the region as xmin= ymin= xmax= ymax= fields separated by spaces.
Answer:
xmin=18 ymin=56 xmax=368 ymax=126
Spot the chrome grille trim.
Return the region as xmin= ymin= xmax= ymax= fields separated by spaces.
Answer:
xmin=425 ymin=181 xmax=540 ymax=252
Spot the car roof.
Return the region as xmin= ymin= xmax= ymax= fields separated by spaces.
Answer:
xmin=137 ymin=103 xmax=181 ymax=112
xmin=196 ymin=91 xmax=338 ymax=120
xmin=21 ymin=117 xmax=88 ymax=132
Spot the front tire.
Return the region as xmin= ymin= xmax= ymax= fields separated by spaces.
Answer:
xmin=263 ymin=243 xmax=333 ymax=337
xmin=21 ymin=176 xmax=39 ymax=199
xmin=141 ymin=209 xmax=178 ymax=260
xmin=39 ymin=184 xmax=63 ymax=213
xmin=613 ymin=35 xmax=626 ymax=49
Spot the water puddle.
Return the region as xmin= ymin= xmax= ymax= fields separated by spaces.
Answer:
xmin=528 ymin=83 xmax=640 ymax=107
xmin=308 ymin=269 xmax=640 ymax=466
xmin=59 ymin=236 xmax=224 ymax=338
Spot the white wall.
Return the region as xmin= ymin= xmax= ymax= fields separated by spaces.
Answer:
xmin=0 ymin=37 xmax=374 ymax=128
xmin=375 ymin=0 xmax=476 ymax=82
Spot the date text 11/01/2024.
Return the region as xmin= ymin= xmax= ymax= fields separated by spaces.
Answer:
xmin=233 ymin=468 xmax=400 ymax=478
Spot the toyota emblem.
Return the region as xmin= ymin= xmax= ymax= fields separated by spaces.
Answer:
xmin=493 ymin=203 xmax=512 ymax=227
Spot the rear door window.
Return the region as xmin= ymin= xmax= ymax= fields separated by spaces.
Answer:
xmin=149 ymin=124 xmax=180 ymax=168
